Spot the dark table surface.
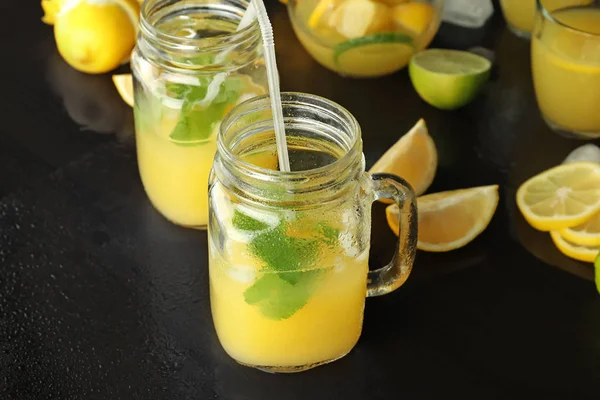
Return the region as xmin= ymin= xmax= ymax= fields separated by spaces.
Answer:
xmin=2 ymin=1 xmax=600 ymax=399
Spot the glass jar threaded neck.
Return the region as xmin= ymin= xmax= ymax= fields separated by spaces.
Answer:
xmin=215 ymin=93 xmax=365 ymax=208
xmin=138 ymin=0 xmax=262 ymax=72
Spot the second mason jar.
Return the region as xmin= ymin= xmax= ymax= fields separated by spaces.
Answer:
xmin=131 ymin=0 xmax=267 ymax=228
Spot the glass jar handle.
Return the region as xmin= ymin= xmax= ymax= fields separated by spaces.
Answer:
xmin=367 ymin=173 xmax=418 ymax=297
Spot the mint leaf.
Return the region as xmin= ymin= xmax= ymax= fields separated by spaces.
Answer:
xmin=248 ymin=224 xmax=320 ymax=281
xmin=169 ymin=101 xmax=217 ymax=144
xmin=239 ymin=217 xmax=341 ymax=320
xmin=243 ymin=271 xmax=322 ymax=320
xmin=168 ymin=76 xmax=243 ymax=145
xmin=232 ymin=210 xmax=269 ymax=231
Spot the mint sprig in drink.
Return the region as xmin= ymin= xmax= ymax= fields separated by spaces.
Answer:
xmin=232 ymin=209 xmax=339 ymax=320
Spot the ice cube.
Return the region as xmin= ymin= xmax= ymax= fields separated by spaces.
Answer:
xmin=227 ymin=264 xmax=257 ymax=284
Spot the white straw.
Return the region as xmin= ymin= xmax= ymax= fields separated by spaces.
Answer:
xmin=200 ymin=0 xmax=290 ymax=172
xmin=251 ymin=0 xmax=290 ymax=171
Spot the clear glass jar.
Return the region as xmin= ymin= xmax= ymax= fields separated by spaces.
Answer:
xmin=532 ymin=0 xmax=600 ymax=139
xmin=208 ymin=93 xmax=418 ymax=373
xmin=131 ymin=0 xmax=267 ymax=229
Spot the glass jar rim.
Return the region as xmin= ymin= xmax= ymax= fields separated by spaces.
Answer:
xmin=537 ymin=0 xmax=600 ymax=38
xmin=140 ymin=0 xmax=261 ymax=54
xmin=217 ymin=92 xmax=363 ymax=187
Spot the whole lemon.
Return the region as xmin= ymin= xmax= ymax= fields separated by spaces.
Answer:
xmin=51 ymin=0 xmax=139 ymax=74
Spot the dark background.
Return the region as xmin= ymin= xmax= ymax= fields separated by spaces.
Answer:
xmin=1 ymin=1 xmax=599 ymax=399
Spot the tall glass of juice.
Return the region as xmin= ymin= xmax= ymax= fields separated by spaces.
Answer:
xmin=208 ymin=93 xmax=419 ymax=373
xmin=532 ymin=0 xmax=600 ymax=139
xmin=500 ymin=0 xmax=592 ymax=39
xmin=131 ymin=0 xmax=267 ymax=228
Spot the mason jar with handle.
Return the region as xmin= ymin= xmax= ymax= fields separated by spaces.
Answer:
xmin=208 ymin=92 xmax=418 ymax=373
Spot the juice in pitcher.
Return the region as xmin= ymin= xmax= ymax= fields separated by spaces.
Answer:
xmin=532 ymin=4 xmax=600 ymax=139
xmin=287 ymin=0 xmax=443 ymax=77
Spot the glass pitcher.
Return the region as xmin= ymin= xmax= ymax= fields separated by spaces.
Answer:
xmin=131 ymin=0 xmax=267 ymax=229
xmin=208 ymin=93 xmax=418 ymax=373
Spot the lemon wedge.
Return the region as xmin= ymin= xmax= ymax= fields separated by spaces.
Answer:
xmin=369 ymin=118 xmax=437 ymax=197
xmin=387 ymin=185 xmax=499 ymax=252
xmin=112 ymin=74 xmax=134 ymax=107
xmin=516 ymin=162 xmax=600 ymax=231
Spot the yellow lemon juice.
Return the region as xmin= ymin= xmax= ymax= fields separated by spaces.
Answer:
xmin=134 ymin=73 xmax=264 ymax=228
xmin=208 ymin=150 xmax=370 ymax=371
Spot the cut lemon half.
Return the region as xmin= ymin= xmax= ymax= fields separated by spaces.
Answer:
xmin=516 ymin=162 xmax=600 ymax=232
xmin=550 ymin=231 xmax=600 ymax=263
xmin=112 ymin=74 xmax=134 ymax=107
xmin=558 ymin=211 xmax=600 ymax=246
xmin=386 ymin=185 xmax=499 ymax=252
xmin=369 ymin=118 xmax=437 ymax=197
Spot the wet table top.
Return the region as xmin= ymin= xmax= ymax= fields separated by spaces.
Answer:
xmin=1 ymin=1 xmax=600 ymax=399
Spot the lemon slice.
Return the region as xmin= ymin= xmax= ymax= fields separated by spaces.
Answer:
xmin=558 ymin=211 xmax=600 ymax=246
xmin=112 ymin=74 xmax=134 ymax=107
xmin=386 ymin=185 xmax=499 ymax=252
xmin=550 ymin=231 xmax=600 ymax=263
xmin=516 ymin=162 xmax=600 ymax=232
xmin=409 ymin=49 xmax=491 ymax=110
xmin=308 ymin=0 xmax=336 ymax=28
xmin=369 ymin=118 xmax=437 ymax=197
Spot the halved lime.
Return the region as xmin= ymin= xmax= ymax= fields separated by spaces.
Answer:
xmin=333 ymin=32 xmax=414 ymax=77
xmin=409 ymin=49 xmax=491 ymax=110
